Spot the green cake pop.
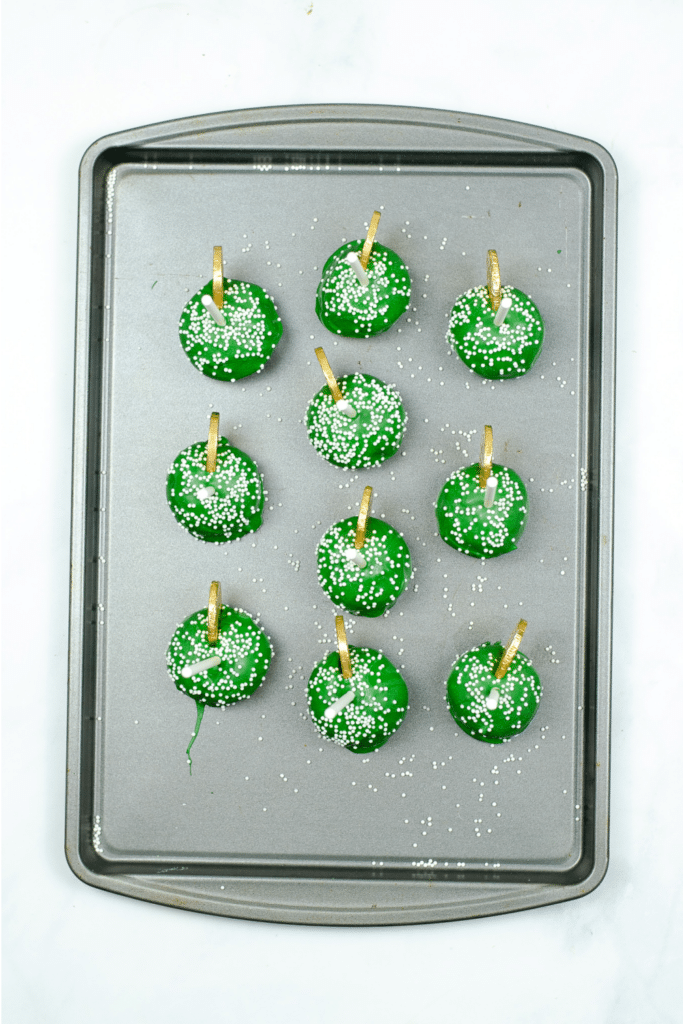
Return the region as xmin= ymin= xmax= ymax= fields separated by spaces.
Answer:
xmin=166 ymin=412 xmax=264 ymax=543
xmin=436 ymin=425 xmax=528 ymax=558
xmin=447 ymin=620 xmax=542 ymax=743
xmin=315 ymin=211 xmax=411 ymax=338
xmin=307 ymin=616 xmax=409 ymax=753
xmin=178 ymin=246 xmax=282 ymax=381
xmin=306 ymin=348 xmax=407 ymax=469
xmin=166 ymin=581 xmax=273 ymax=768
xmin=317 ymin=486 xmax=412 ymax=616
xmin=447 ymin=250 xmax=543 ymax=380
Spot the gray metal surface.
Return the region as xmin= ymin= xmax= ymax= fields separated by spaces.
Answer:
xmin=67 ymin=104 xmax=616 ymax=924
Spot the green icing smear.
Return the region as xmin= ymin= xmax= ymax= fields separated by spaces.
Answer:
xmin=317 ymin=515 xmax=412 ymax=617
xmin=179 ymin=277 xmax=283 ymax=381
xmin=447 ymin=641 xmax=542 ymax=743
xmin=166 ymin=436 xmax=264 ymax=543
xmin=186 ymin=700 xmax=205 ymax=774
xmin=307 ymin=646 xmax=409 ymax=753
xmin=447 ymin=285 xmax=543 ymax=380
xmin=306 ymin=372 xmax=407 ymax=469
xmin=436 ymin=462 xmax=528 ymax=559
xmin=166 ymin=604 xmax=273 ymax=768
xmin=315 ymin=241 xmax=411 ymax=338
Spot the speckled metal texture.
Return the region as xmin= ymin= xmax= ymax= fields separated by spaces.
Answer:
xmin=67 ymin=104 xmax=616 ymax=925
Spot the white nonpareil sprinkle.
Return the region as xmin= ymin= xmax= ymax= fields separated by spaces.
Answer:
xmin=181 ymin=655 xmax=222 ymax=678
xmin=201 ymin=293 xmax=227 ymax=327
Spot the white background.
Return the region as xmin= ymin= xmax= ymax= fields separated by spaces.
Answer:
xmin=2 ymin=1 xmax=682 ymax=1021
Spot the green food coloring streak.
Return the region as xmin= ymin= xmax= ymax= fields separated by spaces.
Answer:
xmin=186 ymin=701 xmax=205 ymax=774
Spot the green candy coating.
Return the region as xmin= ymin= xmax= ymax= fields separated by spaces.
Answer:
xmin=446 ymin=641 xmax=542 ymax=743
xmin=166 ymin=436 xmax=264 ymax=543
xmin=317 ymin=515 xmax=411 ymax=617
xmin=307 ymin=646 xmax=409 ymax=753
xmin=315 ymin=241 xmax=411 ymax=338
xmin=167 ymin=604 xmax=273 ymax=708
xmin=447 ymin=285 xmax=543 ymax=380
xmin=167 ymin=603 xmax=273 ymax=768
xmin=436 ymin=462 xmax=528 ymax=559
xmin=178 ymin=278 xmax=283 ymax=381
xmin=306 ymin=372 xmax=407 ymax=469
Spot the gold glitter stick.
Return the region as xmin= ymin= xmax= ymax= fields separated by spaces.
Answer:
xmin=314 ymin=348 xmax=357 ymax=418
xmin=335 ymin=615 xmax=354 ymax=680
xmin=314 ymin=347 xmax=343 ymax=401
xmin=206 ymin=412 xmax=220 ymax=473
xmin=359 ymin=211 xmax=381 ymax=271
xmin=479 ymin=424 xmax=493 ymax=488
xmin=355 ymin=486 xmax=373 ymax=549
xmin=213 ymin=246 xmax=224 ymax=309
xmin=495 ymin=619 xmax=527 ymax=680
xmin=207 ymin=580 xmax=222 ymax=645
xmin=487 ymin=249 xmax=501 ymax=312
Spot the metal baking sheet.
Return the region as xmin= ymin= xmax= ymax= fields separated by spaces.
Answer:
xmin=66 ymin=104 xmax=616 ymax=925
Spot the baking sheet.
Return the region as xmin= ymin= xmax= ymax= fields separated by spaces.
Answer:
xmin=67 ymin=105 xmax=616 ymax=923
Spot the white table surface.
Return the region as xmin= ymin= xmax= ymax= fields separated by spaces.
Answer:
xmin=2 ymin=1 xmax=682 ymax=1021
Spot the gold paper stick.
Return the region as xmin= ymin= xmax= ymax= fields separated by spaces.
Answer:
xmin=355 ymin=486 xmax=373 ymax=549
xmin=207 ymin=580 xmax=222 ymax=645
xmin=335 ymin=615 xmax=353 ymax=680
xmin=206 ymin=412 xmax=220 ymax=473
xmin=314 ymin=347 xmax=343 ymax=402
xmin=494 ymin=619 xmax=527 ymax=680
xmin=359 ymin=211 xmax=381 ymax=271
xmin=479 ymin=424 xmax=493 ymax=488
xmin=213 ymin=246 xmax=224 ymax=309
xmin=487 ymin=249 xmax=501 ymax=312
